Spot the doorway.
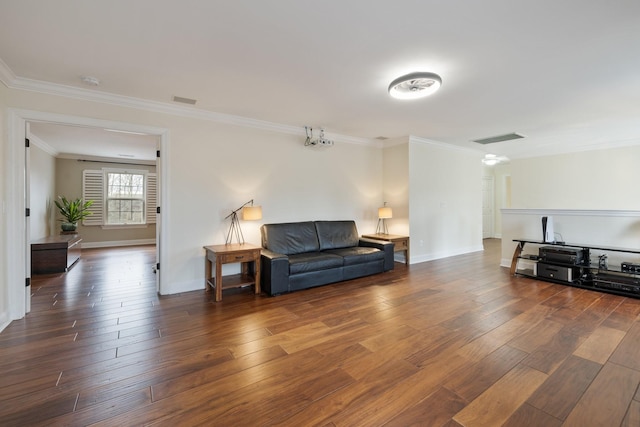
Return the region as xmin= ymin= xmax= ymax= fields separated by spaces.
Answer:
xmin=482 ymin=176 xmax=495 ymax=239
xmin=6 ymin=109 xmax=168 ymax=321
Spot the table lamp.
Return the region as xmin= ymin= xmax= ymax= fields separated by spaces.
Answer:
xmin=376 ymin=202 xmax=392 ymax=234
xmin=225 ymin=199 xmax=262 ymax=244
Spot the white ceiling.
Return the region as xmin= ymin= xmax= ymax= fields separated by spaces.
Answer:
xmin=29 ymin=122 xmax=158 ymax=162
xmin=1 ymin=0 xmax=640 ymax=160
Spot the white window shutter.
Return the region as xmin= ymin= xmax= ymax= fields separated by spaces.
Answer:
xmin=82 ymin=170 xmax=104 ymax=225
xmin=146 ymin=173 xmax=157 ymax=224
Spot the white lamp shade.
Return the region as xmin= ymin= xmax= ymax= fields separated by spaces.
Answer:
xmin=378 ymin=206 xmax=393 ymax=219
xmin=242 ymin=205 xmax=263 ymax=221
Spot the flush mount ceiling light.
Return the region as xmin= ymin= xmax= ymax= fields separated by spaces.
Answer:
xmin=482 ymin=154 xmax=510 ymax=166
xmin=388 ymin=72 xmax=442 ymax=100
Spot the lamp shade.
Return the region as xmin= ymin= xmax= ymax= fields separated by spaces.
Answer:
xmin=242 ymin=205 xmax=263 ymax=221
xmin=378 ymin=206 xmax=393 ymax=219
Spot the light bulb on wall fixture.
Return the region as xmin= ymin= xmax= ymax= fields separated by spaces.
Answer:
xmin=388 ymin=72 xmax=442 ymax=100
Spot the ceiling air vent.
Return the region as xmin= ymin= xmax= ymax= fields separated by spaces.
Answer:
xmin=473 ymin=132 xmax=524 ymax=145
xmin=172 ymin=96 xmax=197 ymax=105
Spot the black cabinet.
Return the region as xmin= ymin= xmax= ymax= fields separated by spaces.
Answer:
xmin=31 ymin=234 xmax=82 ymax=274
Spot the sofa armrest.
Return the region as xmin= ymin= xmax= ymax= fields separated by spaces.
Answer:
xmin=359 ymin=238 xmax=395 ymax=271
xmin=260 ymin=249 xmax=290 ymax=296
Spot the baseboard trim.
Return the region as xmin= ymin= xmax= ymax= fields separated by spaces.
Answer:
xmin=0 ymin=312 xmax=11 ymax=334
xmin=411 ymin=244 xmax=484 ymax=265
xmin=82 ymin=239 xmax=156 ymax=249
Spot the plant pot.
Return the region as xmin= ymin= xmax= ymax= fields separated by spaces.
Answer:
xmin=61 ymin=222 xmax=78 ymax=232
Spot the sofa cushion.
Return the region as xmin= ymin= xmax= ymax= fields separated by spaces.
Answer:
xmin=315 ymin=220 xmax=359 ymax=251
xmin=289 ymin=252 xmax=343 ymax=274
xmin=261 ymin=222 xmax=319 ymax=255
xmin=325 ymin=247 xmax=384 ymax=266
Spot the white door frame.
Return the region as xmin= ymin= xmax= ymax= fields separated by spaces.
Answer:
xmin=6 ymin=108 xmax=169 ymax=320
xmin=25 ymin=122 xmax=32 ymax=314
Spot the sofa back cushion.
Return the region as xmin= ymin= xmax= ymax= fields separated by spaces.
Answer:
xmin=315 ymin=220 xmax=359 ymax=251
xmin=261 ymin=221 xmax=319 ymax=255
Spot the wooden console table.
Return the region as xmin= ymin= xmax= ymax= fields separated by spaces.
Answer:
xmin=203 ymin=243 xmax=261 ymax=302
xmin=362 ymin=233 xmax=410 ymax=264
xmin=31 ymin=234 xmax=82 ymax=274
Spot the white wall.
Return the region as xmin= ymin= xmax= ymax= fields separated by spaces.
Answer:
xmin=1 ymin=85 xmax=384 ymax=316
xmin=409 ymin=137 xmax=484 ymax=263
xmin=382 ymin=138 xmax=409 ymax=236
xmin=511 ymin=145 xmax=640 ymax=210
xmin=0 ymin=83 xmax=8 ymax=331
xmin=29 ymin=142 xmax=56 ymax=240
xmin=501 ymin=209 xmax=640 ymax=268
xmin=502 ymin=146 xmax=640 ymax=266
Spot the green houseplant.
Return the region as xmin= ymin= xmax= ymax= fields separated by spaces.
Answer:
xmin=54 ymin=196 xmax=94 ymax=232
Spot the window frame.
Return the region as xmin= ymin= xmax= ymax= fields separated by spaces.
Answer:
xmin=104 ymin=168 xmax=148 ymax=226
xmin=82 ymin=168 xmax=157 ymax=228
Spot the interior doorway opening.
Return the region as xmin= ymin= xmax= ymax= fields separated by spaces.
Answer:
xmin=6 ymin=109 xmax=168 ymax=321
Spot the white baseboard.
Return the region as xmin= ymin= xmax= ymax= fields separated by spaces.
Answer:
xmin=82 ymin=239 xmax=156 ymax=249
xmin=159 ymin=278 xmax=203 ymax=295
xmin=411 ymin=244 xmax=484 ymax=265
xmin=0 ymin=311 xmax=11 ymax=333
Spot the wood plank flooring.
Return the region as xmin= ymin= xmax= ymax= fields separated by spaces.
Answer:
xmin=1 ymin=239 xmax=640 ymax=426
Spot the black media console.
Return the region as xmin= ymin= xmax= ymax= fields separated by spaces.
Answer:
xmin=511 ymin=239 xmax=640 ymax=298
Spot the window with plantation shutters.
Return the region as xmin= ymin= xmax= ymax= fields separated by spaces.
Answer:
xmin=146 ymin=173 xmax=157 ymax=224
xmin=82 ymin=170 xmax=104 ymax=225
xmin=82 ymin=169 xmax=157 ymax=226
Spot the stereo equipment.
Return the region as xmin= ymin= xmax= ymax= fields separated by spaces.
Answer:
xmin=621 ymin=262 xmax=640 ymax=274
xmin=539 ymin=246 xmax=585 ymax=265
xmin=537 ymin=263 xmax=580 ymax=282
xmin=593 ymin=273 xmax=640 ymax=295
xmin=541 ymin=216 xmax=555 ymax=243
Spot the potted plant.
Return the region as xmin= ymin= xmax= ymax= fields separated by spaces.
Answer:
xmin=54 ymin=196 xmax=94 ymax=232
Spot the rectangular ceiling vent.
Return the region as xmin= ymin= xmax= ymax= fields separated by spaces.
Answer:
xmin=172 ymin=96 xmax=197 ymax=105
xmin=473 ymin=132 xmax=524 ymax=145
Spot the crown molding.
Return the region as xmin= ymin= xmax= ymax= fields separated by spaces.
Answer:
xmin=28 ymin=132 xmax=58 ymax=157
xmin=1 ymin=60 xmax=378 ymax=147
xmin=501 ymin=208 xmax=640 ymax=218
xmin=0 ymin=56 xmax=16 ymax=86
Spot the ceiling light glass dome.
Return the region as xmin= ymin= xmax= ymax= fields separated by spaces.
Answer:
xmin=388 ymin=72 xmax=442 ymax=100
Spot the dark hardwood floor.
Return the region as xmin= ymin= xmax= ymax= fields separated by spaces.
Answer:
xmin=1 ymin=239 xmax=640 ymax=426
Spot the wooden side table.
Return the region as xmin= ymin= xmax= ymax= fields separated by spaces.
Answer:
xmin=203 ymin=243 xmax=262 ymax=302
xmin=362 ymin=233 xmax=410 ymax=264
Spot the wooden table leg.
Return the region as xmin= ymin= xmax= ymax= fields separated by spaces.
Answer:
xmin=510 ymin=241 xmax=525 ymax=275
xmin=254 ymin=256 xmax=261 ymax=295
xmin=215 ymin=255 xmax=223 ymax=302
xmin=204 ymin=255 xmax=212 ymax=292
